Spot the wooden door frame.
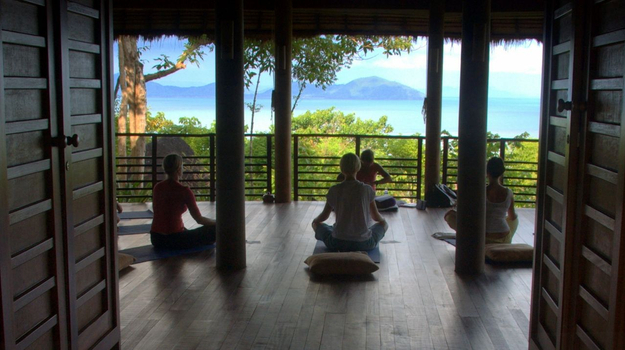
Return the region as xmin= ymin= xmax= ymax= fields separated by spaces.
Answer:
xmin=0 ymin=24 xmax=13 ymax=350
xmin=557 ymin=0 xmax=588 ymax=348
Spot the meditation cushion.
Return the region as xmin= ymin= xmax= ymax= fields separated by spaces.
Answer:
xmin=305 ymin=252 xmax=379 ymax=275
xmin=118 ymin=252 xmax=136 ymax=270
xmin=484 ymin=243 xmax=534 ymax=263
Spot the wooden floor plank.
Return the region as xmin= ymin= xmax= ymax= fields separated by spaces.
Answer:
xmin=118 ymin=203 xmax=534 ymax=350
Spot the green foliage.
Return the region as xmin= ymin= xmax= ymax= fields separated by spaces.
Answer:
xmin=292 ymin=108 xmax=421 ymax=200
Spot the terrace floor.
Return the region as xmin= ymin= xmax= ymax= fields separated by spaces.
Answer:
xmin=117 ymin=201 xmax=535 ymax=350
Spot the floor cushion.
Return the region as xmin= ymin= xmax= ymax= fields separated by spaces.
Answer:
xmin=485 ymin=243 xmax=533 ymax=263
xmin=305 ymin=251 xmax=379 ymax=275
xmin=118 ymin=252 xmax=136 ymax=270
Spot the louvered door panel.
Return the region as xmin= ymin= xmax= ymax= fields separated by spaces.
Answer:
xmin=532 ymin=0 xmax=625 ymax=349
xmin=0 ymin=0 xmax=118 ymax=349
xmin=62 ymin=1 xmax=118 ymax=349
xmin=531 ymin=0 xmax=586 ymax=348
xmin=572 ymin=0 xmax=625 ymax=349
xmin=1 ymin=1 xmax=68 ymax=348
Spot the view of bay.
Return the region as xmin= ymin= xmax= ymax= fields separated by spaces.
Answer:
xmin=147 ymin=97 xmax=541 ymax=138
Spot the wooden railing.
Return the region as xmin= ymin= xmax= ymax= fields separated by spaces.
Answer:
xmin=115 ymin=133 xmax=539 ymax=205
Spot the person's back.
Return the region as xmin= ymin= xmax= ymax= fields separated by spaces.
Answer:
xmin=149 ymin=153 xmax=216 ymax=249
xmin=312 ymin=153 xmax=388 ymax=251
xmin=327 ymin=180 xmax=375 ymax=241
xmin=151 ymin=179 xmax=194 ymax=234
xmin=443 ymin=157 xmax=517 ymax=244
xmin=485 ymin=185 xmax=513 ymax=234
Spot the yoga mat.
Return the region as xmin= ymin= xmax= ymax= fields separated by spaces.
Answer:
xmin=117 ymin=224 xmax=152 ymax=235
xmin=119 ymin=243 xmax=215 ymax=263
xmin=119 ymin=210 xmax=153 ymax=220
xmin=442 ymin=238 xmax=456 ymax=246
xmin=313 ymin=240 xmax=381 ymax=263
xmin=432 ymin=232 xmax=456 ymax=240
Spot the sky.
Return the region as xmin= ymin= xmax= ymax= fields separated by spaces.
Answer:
xmin=114 ymin=36 xmax=543 ymax=98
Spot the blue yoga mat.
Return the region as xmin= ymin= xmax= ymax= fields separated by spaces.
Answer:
xmin=119 ymin=210 xmax=153 ymax=220
xmin=117 ymin=224 xmax=152 ymax=235
xmin=119 ymin=243 xmax=215 ymax=264
xmin=443 ymin=238 xmax=456 ymax=246
xmin=313 ymin=240 xmax=381 ymax=263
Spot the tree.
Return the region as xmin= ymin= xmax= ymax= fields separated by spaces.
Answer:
xmin=243 ymin=39 xmax=274 ymax=162
xmin=290 ymin=35 xmax=413 ymax=112
xmin=116 ymin=35 xmax=213 ymax=184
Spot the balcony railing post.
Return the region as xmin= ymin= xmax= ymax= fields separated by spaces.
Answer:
xmin=151 ymin=135 xmax=158 ymax=191
xmin=355 ymin=135 xmax=361 ymax=156
xmin=266 ymin=135 xmax=272 ymax=194
xmin=417 ymin=137 xmax=423 ymax=200
xmin=293 ymin=135 xmax=299 ymax=201
xmin=500 ymin=139 xmax=507 ymax=185
xmin=442 ymin=137 xmax=449 ymax=185
xmin=210 ymin=135 xmax=216 ymax=202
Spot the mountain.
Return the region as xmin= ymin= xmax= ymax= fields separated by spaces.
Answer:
xmin=145 ymin=81 xmax=216 ymax=98
xmin=132 ymin=76 xmax=424 ymax=100
xmin=256 ymin=76 xmax=424 ymax=100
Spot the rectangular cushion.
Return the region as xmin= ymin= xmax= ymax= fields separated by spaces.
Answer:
xmin=305 ymin=251 xmax=379 ymax=275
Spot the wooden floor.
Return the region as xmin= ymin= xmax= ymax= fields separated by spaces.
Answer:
xmin=117 ymin=202 xmax=535 ymax=350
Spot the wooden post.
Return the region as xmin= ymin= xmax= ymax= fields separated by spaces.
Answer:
xmin=455 ymin=0 xmax=490 ymax=274
xmin=424 ymin=0 xmax=445 ymax=195
xmin=274 ymin=0 xmax=292 ymax=203
xmin=215 ymin=0 xmax=246 ymax=270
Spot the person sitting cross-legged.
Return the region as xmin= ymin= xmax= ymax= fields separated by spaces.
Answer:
xmin=313 ymin=152 xmax=389 ymax=251
xmin=150 ymin=153 xmax=216 ymax=249
xmin=444 ymin=157 xmax=518 ymax=244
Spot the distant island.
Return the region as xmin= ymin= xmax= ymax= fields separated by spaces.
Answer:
xmin=144 ymin=76 xmax=426 ymax=101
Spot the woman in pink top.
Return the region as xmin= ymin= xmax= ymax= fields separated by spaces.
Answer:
xmin=150 ymin=153 xmax=216 ymax=249
xmin=337 ymin=149 xmax=393 ymax=190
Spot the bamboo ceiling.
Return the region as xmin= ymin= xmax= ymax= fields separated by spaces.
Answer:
xmin=113 ymin=0 xmax=545 ymax=42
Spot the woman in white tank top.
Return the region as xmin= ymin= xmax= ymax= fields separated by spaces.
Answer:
xmin=444 ymin=157 xmax=518 ymax=244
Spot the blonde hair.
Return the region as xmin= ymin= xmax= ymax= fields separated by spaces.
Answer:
xmin=340 ymin=153 xmax=361 ymax=175
xmin=162 ymin=153 xmax=183 ymax=176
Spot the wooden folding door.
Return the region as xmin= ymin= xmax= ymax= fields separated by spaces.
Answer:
xmin=531 ymin=0 xmax=625 ymax=349
xmin=0 ymin=0 xmax=119 ymax=349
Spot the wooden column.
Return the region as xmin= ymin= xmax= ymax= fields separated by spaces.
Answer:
xmin=274 ymin=0 xmax=293 ymax=203
xmin=424 ymin=0 xmax=445 ymax=194
xmin=455 ymin=0 xmax=490 ymax=274
xmin=215 ymin=0 xmax=246 ymax=269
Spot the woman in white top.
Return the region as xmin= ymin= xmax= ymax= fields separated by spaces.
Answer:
xmin=312 ymin=153 xmax=388 ymax=251
xmin=444 ymin=157 xmax=518 ymax=244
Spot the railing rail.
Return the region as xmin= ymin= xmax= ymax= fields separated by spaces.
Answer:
xmin=115 ymin=133 xmax=539 ymax=206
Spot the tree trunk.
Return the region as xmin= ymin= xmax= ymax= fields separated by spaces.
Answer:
xmin=116 ymin=36 xmax=128 ymax=187
xmin=120 ymin=36 xmax=147 ymax=183
xmin=291 ymin=83 xmax=304 ymax=114
xmin=130 ymin=60 xmax=147 ymax=179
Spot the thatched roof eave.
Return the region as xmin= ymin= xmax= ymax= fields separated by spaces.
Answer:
xmin=113 ymin=1 xmax=544 ymax=43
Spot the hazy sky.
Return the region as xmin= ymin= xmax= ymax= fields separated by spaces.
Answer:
xmin=115 ymin=36 xmax=543 ymax=98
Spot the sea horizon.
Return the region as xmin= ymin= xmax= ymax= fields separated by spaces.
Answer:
xmin=145 ymin=96 xmax=541 ymax=138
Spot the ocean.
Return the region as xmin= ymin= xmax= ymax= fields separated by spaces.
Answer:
xmin=146 ymin=97 xmax=541 ymax=138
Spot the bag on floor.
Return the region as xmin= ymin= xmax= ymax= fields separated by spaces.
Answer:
xmin=425 ymin=184 xmax=457 ymax=208
xmin=375 ymin=194 xmax=398 ymax=211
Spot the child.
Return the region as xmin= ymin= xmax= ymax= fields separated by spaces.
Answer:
xmin=313 ymin=153 xmax=388 ymax=251
xmin=150 ymin=153 xmax=216 ymax=249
